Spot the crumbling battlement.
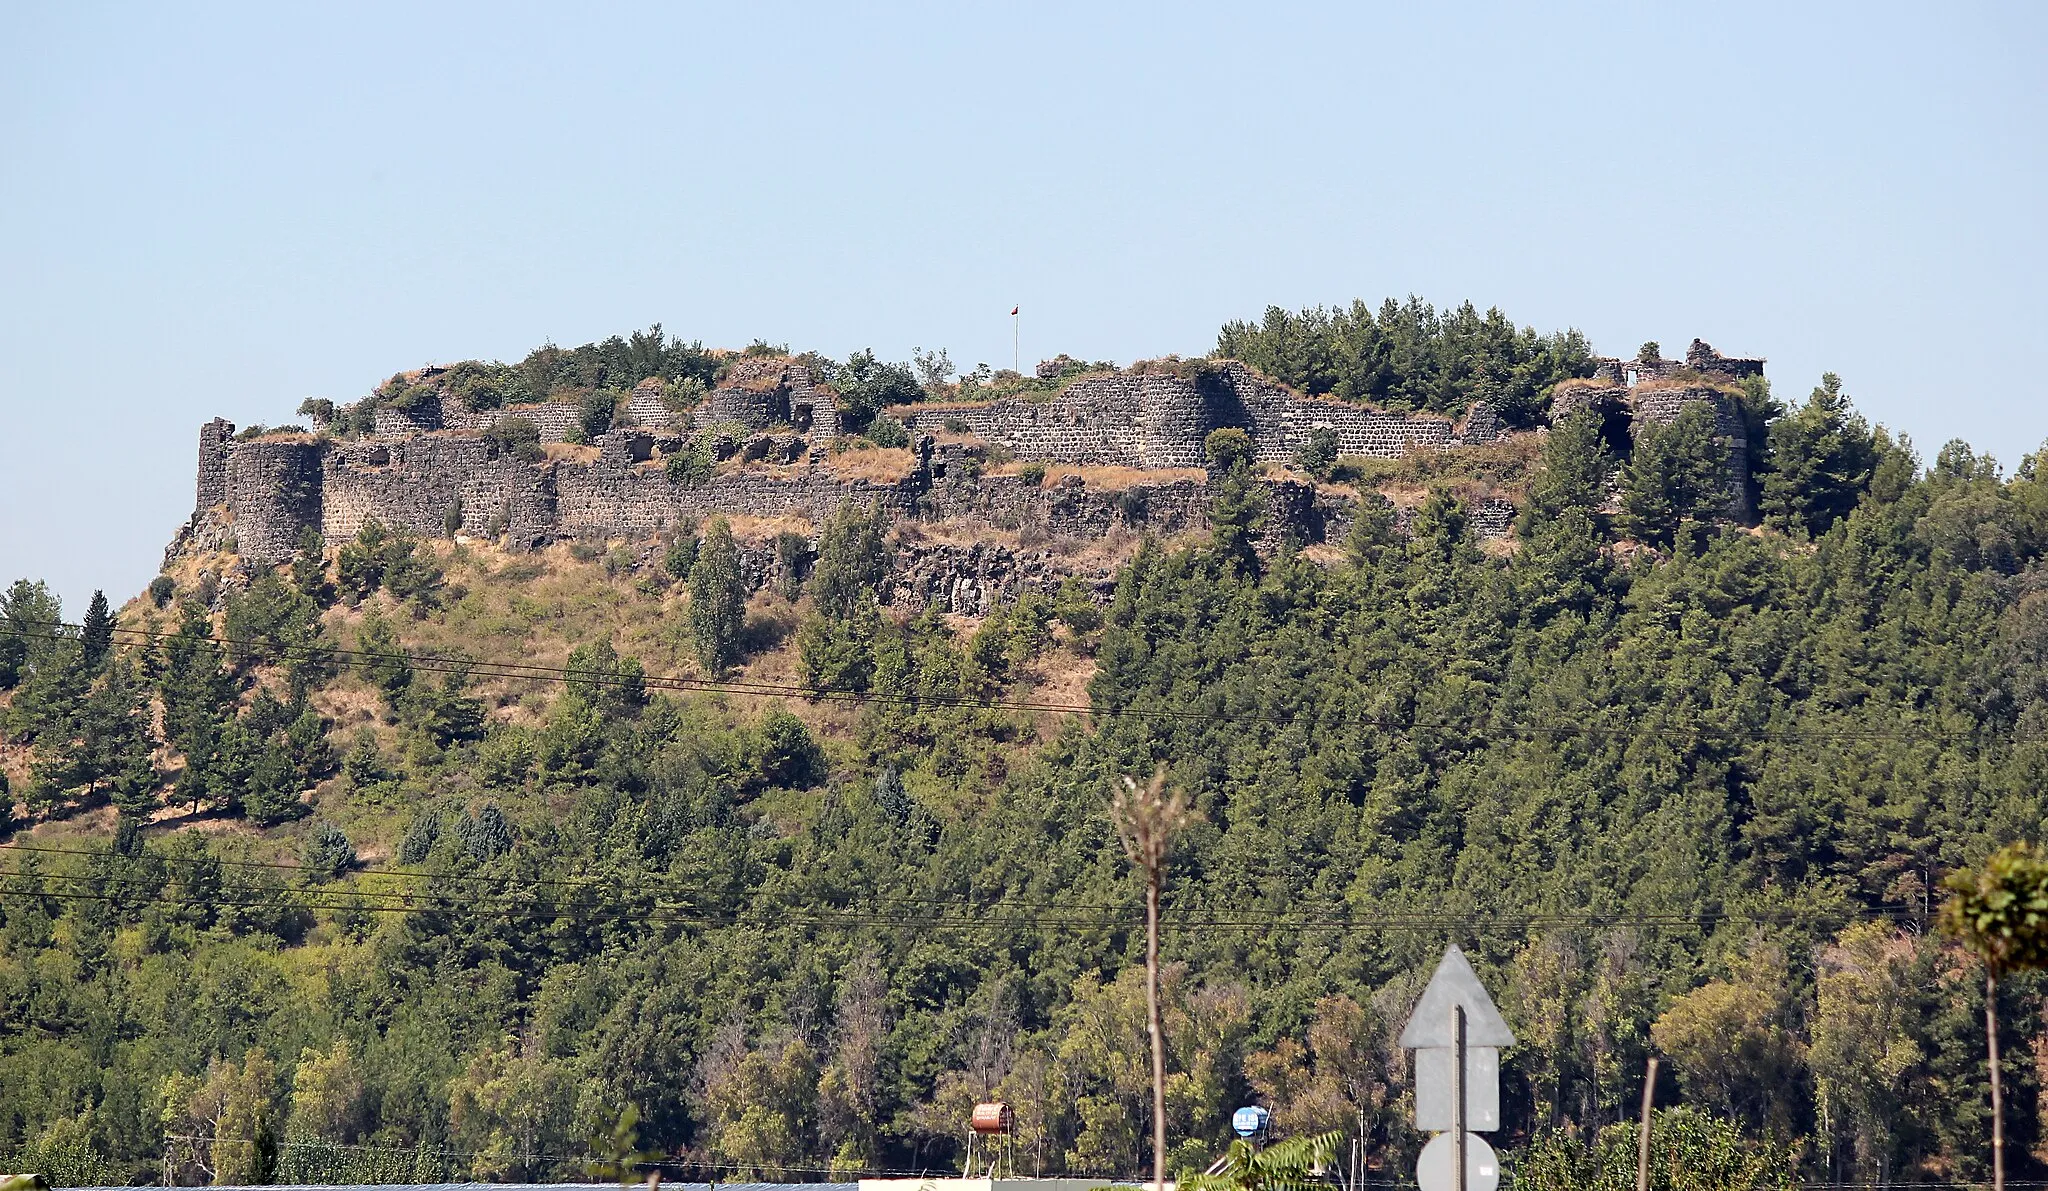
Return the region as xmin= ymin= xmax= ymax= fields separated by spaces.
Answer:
xmin=1589 ymin=338 xmax=1765 ymax=387
xmin=896 ymin=362 xmax=1493 ymax=468
xmin=339 ymin=359 xmax=842 ymax=447
xmin=174 ymin=338 xmax=1762 ymax=582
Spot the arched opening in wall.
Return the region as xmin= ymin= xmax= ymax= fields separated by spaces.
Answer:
xmin=793 ymin=403 xmax=814 ymax=432
xmin=932 ymin=461 xmax=948 ymax=479
xmin=1598 ymin=401 xmax=1634 ymax=459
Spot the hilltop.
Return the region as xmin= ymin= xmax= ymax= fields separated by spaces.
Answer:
xmin=2 ymin=301 xmax=2046 ymax=1188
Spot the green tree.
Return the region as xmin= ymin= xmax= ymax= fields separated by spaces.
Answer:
xmin=1761 ymin=373 xmax=1876 ymax=536
xmin=831 ymin=349 xmax=921 ymax=432
xmin=1620 ymin=403 xmax=1729 ymax=548
xmin=811 ymin=500 xmax=893 ymax=619
xmin=1204 ymin=429 xmax=1264 ymax=573
xmin=0 ymin=578 xmax=62 ymax=689
xmin=1526 ymin=410 xmax=1613 ymax=523
xmin=688 ymin=518 xmax=747 ymax=673
xmin=1293 ymin=428 xmax=1338 ymax=481
xmin=79 ymin=590 xmax=114 ymax=671
xmin=1181 ymin=1130 xmax=1340 ymax=1191
xmin=1940 ymin=842 xmax=2048 ymax=1191
xmin=1808 ymin=922 xmax=1921 ymax=1183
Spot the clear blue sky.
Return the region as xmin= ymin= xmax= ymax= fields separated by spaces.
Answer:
xmin=4 ymin=1 xmax=2043 ymax=612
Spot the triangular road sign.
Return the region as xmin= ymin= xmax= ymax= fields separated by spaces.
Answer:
xmin=1398 ymin=944 xmax=1516 ymax=1048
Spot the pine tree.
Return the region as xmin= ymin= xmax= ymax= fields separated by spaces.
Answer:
xmin=688 ymin=517 xmax=747 ymax=673
xmin=810 ymin=501 xmax=892 ymax=619
xmin=1204 ymin=428 xmax=1265 ymax=574
xmin=1620 ymin=404 xmax=1729 ymax=548
xmin=0 ymin=578 xmax=62 ymax=689
xmin=1761 ymin=373 xmax=1877 ymax=536
xmin=79 ymin=590 xmax=114 ymax=671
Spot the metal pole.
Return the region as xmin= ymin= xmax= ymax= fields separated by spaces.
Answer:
xmin=1636 ymin=1056 xmax=1659 ymax=1191
xmin=1454 ymin=1004 xmax=1467 ymax=1191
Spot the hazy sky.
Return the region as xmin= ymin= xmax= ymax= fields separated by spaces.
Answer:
xmin=3 ymin=1 xmax=2043 ymax=611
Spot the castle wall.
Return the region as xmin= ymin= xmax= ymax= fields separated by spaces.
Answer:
xmin=899 ymin=367 xmax=1479 ymax=468
xmin=224 ymin=440 xmax=324 ymax=564
xmin=195 ymin=418 xmax=234 ymax=515
xmin=321 ymin=436 xmax=554 ymax=549
xmin=491 ymin=402 xmax=583 ymax=442
xmin=1630 ymin=385 xmax=1755 ymax=521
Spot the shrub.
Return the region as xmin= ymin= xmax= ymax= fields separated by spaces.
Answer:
xmin=943 ymin=418 xmax=971 ymax=434
xmin=866 ymin=415 xmax=909 ymax=448
xmin=458 ymin=803 xmax=515 ymax=860
xmin=303 ymin=821 xmax=357 ymax=880
xmin=1016 ymin=463 xmax=1047 ymax=487
xmin=1295 ymin=427 xmax=1339 ymax=479
xmin=774 ymin=532 xmax=810 ymax=600
xmin=484 ymin=415 xmax=544 ymax=463
xmin=666 ymin=437 xmax=715 ymax=488
xmin=579 ymin=389 xmax=619 ymax=440
xmin=148 ymin=575 xmax=176 ymax=607
xmin=751 ymin=707 xmax=821 ymax=789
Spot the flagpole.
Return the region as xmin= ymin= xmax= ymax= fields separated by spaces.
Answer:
xmin=1013 ymin=307 xmax=1019 ymax=376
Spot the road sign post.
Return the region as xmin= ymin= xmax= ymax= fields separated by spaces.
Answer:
xmin=1401 ymin=946 xmax=1515 ymax=1191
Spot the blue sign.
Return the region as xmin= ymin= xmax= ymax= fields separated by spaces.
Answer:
xmin=1232 ymin=1105 xmax=1271 ymax=1138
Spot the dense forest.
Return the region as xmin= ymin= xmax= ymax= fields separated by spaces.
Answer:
xmin=2 ymin=332 xmax=2047 ymax=1189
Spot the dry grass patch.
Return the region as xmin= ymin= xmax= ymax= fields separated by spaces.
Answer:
xmin=824 ymin=447 xmax=915 ymax=482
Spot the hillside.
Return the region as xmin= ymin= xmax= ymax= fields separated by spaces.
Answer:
xmin=3 ymin=314 xmax=2048 ymax=1188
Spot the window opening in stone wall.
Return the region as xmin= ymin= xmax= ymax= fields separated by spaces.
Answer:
xmin=793 ymin=403 xmax=814 ymax=432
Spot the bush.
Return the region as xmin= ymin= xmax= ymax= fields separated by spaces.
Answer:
xmin=666 ymin=437 xmax=715 ymax=488
xmin=579 ymin=390 xmax=619 ymax=440
xmin=1295 ymin=427 xmax=1339 ymax=479
xmin=148 ymin=575 xmax=176 ymax=607
xmin=751 ymin=707 xmax=821 ymax=789
xmin=774 ymin=533 xmax=810 ymax=600
xmin=303 ymin=821 xmax=357 ymax=880
xmin=398 ymin=810 xmax=440 ymax=863
xmin=866 ymin=416 xmax=909 ymax=448
xmin=484 ymin=415 xmax=544 ymax=463
xmin=458 ymin=803 xmax=515 ymax=861
xmin=1016 ymin=463 xmax=1046 ymax=486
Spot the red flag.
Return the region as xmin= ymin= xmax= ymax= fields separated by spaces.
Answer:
xmin=1010 ymin=306 xmax=1019 ymax=315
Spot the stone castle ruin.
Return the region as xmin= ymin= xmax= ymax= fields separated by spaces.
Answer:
xmin=169 ymin=339 xmax=1762 ymax=610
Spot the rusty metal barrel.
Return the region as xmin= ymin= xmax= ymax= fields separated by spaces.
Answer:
xmin=970 ymin=1102 xmax=1014 ymax=1135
